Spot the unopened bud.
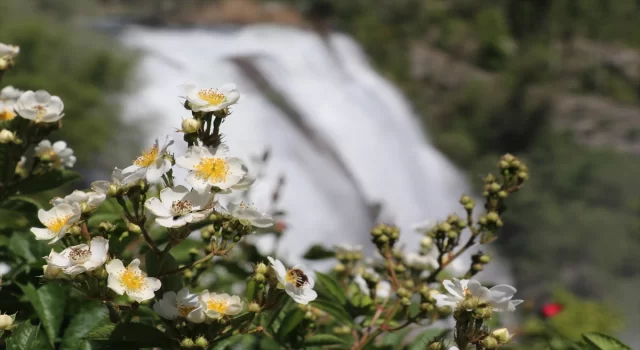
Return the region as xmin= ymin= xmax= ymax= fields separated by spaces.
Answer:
xmin=420 ymin=303 xmax=434 ymax=313
xmin=396 ymin=287 xmax=410 ymax=298
xmin=421 ymin=236 xmax=433 ymax=249
xmin=188 ymin=248 xmax=199 ymax=258
xmin=401 ymin=297 xmax=411 ymax=306
xmin=482 ymin=336 xmax=499 ymax=349
xmin=492 ymin=328 xmax=513 ymax=343
xmin=438 ymin=222 xmax=451 ymax=232
xmin=446 ymin=231 xmax=458 ymax=239
xmin=517 ymin=171 xmax=528 ymax=181
xmin=254 ymin=273 xmax=265 ymax=282
xmin=486 ymin=212 xmax=499 ymax=223
xmin=0 ymin=314 xmax=13 ymax=330
xmin=489 ymin=182 xmax=501 ymax=192
xmin=0 ymin=129 xmax=16 ymax=144
xmin=248 ymin=302 xmax=261 ymax=313
xmin=255 ymin=262 xmax=268 ymax=274
xmin=183 ymin=269 xmax=194 ymax=279
xmin=180 ymin=337 xmax=195 ymax=348
xmin=182 ymin=118 xmax=201 ymax=133
xmin=201 ymin=230 xmax=211 ymax=240
xmin=479 ymin=255 xmax=491 ymax=264
xmin=498 ymin=190 xmax=508 ymax=199
xmin=127 ymin=222 xmax=142 ymax=234
xmin=194 ymin=336 xmax=208 ymax=348
xmin=472 ymin=263 xmax=484 ymax=272
xmin=428 ymin=342 xmax=444 ymax=350
xmin=334 ymin=263 xmax=346 ymax=273
xmin=70 ymin=225 xmax=82 ymax=235
xmin=473 ymin=306 xmax=493 ymax=319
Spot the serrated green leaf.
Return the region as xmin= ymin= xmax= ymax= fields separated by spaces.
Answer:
xmin=6 ymin=322 xmax=51 ymax=350
xmin=304 ymin=334 xmax=347 ymax=346
xmin=583 ymin=332 xmax=631 ymax=350
xmin=60 ymin=301 xmax=109 ymax=350
xmin=277 ymin=308 xmax=305 ymax=341
xmin=15 ymin=170 xmax=80 ymax=195
xmin=84 ymin=323 xmax=173 ymax=348
xmin=0 ymin=209 xmax=36 ymax=230
xmin=303 ymin=244 xmax=335 ymax=260
xmin=19 ymin=283 xmax=67 ymax=346
xmin=145 ymin=250 xmax=182 ymax=293
xmin=314 ymin=272 xmax=347 ymax=305
xmin=312 ymin=300 xmax=353 ymax=325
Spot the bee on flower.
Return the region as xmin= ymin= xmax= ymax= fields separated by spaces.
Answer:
xmin=179 ymin=83 xmax=240 ymax=113
xmin=199 ymin=290 xmax=243 ymax=320
xmin=44 ymin=237 xmax=109 ymax=276
xmin=106 ymin=259 xmax=161 ymax=302
xmin=14 ymin=90 xmax=64 ymax=123
xmin=34 ymin=140 xmax=76 ymax=169
xmin=144 ymin=185 xmax=214 ymax=228
xmin=176 ymin=144 xmax=246 ymax=192
xmin=267 ymin=257 xmax=317 ymax=305
xmin=31 ymin=203 xmax=81 ymax=244
xmin=122 ymin=135 xmax=174 ymax=184
xmin=154 ymin=288 xmax=205 ymax=323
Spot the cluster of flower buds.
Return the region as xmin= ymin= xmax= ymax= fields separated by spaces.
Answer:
xmin=499 ymin=153 xmax=529 ymax=184
xmin=429 ymin=214 xmax=466 ymax=254
xmin=468 ymin=251 xmax=492 ymax=276
xmin=370 ymin=223 xmax=400 ymax=249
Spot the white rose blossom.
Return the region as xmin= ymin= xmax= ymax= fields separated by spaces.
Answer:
xmin=52 ymin=190 xmax=106 ymax=212
xmin=122 ymin=135 xmax=173 ymax=184
xmin=0 ymin=86 xmax=22 ymax=102
xmin=179 ymin=83 xmax=240 ymax=113
xmin=224 ymin=202 xmax=273 ymax=228
xmin=176 ymin=144 xmax=246 ymax=192
xmin=145 ymin=185 xmax=214 ymax=228
xmin=35 ymin=140 xmax=76 ymax=169
xmin=91 ymin=167 xmax=138 ymax=195
xmin=267 ymin=256 xmax=317 ymax=305
xmin=44 ymin=237 xmax=109 ymax=276
xmin=199 ymin=291 xmax=243 ymax=320
xmin=0 ymin=43 xmax=19 ymax=59
xmin=14 ymin=90 xmax=64 ymax=123
xmin=106 ymin=259 xmax=161 ymax=302
xmin=153 ymin=288 xmax=205 ymax=323
xmin=434 ymin=278 xmax=523 ymax=312
xmin=31 ymin=203 xmax=81 ymax=244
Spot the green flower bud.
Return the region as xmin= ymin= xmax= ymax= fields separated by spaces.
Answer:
xmin=183 ymin=269 xmax=194 ymax=279
xmin=479 ymin=255 xmax=491 ymax=264
xmin=502 ymin=154 xmax=515 ymax=163
xmin=188 ymin=248 xmax=200 ymax=258
xmin=127 ymin=222 xmax=142 ymax=234
xmin=460 ymin=297 xmax=479 ymax=310
xmin=70 ymin=225 xmax=82 ymax=235
xmin=517 ymin=171 xmax=528 ymax=181
xmin=107 ymin=184 xmax=119 ymax=197
xmin=180 ymin=338 xmax=195 ymax=348
xmin=201 ymin=230 xmax=211 ymax=241
xmin=482 ymin=336 xmax=499 ymax=349
xmin=420 ymin=303 xmax=434 ymax=313
xmin=194 ymin=336 xmax=208 ymax=348
xmin=492 ymin=328 xmax=513 ymax=344
xmin=255 ymin=262 xmax=269 ymax=274
xmin=182 ymin=118 xmax=202 ymax=134
xmin=478 ymin=216 xmax=488 ymax=225
xmin=486 ymin=212 xmax=499 ymax=223
xmin=254 ymin=273 xmax=266 ymax=282
xmin=438 ymin=222 xmax=452 ymax=232
xmin=377 ymin=235 xmax=389 ymax=244
xmin=428 ymin=342 xmax=444 ymax=350
xmin=472 ymin=263 xmax=484 ymax=272
xmin=421 ymin=236 xmax=433 ymax=250
xmin=498 ymin=190 xmax=508 ymax=198
xmin=248 ymin=302 xmax=261 ymax=313
xmin=489 ymin=182 xmax=501 ymax=192
xmin=334 ymin=263 xmax=346 ymax=273
xmin=304 ymin=311 xmax=314 ymax=319
xmin=401 ymin=297 xmax=411 ymax=306
xmin=446 ymin=231 xmax=458 ymax=239
xmin=396 ymin=287 xmax=411 ymax=298
xmin=0 ymin=314 xmax=14 ymax=330
xmin=473 ymin=306 xmax=493 ymax=319
xmin=499 ymin=160 xmax=509 ymax=169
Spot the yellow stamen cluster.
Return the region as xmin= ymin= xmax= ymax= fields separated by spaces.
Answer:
xmin=120 ymin=268 xmax=146 ymax=292
xmin=178 ymin=305 xmax=196 ymax=317
xmin=0 ymin=107 xmax=15 ymax=121
xmin=197 ymin=89 xmax=226 ymax=105
xmin=46 ymin=214 xmax=72 ymax=233
xmin=194 ymin=157 xmax=229 ymax=184
xmin=206 ymin=300 xmax=228 ymax=313
xmin=134 ymin=145 xmax=159 ymax=167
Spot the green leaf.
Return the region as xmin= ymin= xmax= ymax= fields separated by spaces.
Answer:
xmin=60 ymin=301 xmax=109 ymax=350
xmin=19 ymin=283 xmax=67 ymax=346
xmin=380 ymin=328 xmax=412 ymax=350
xmin=408 ymin=329 xmax=448 ymax=350
xmin=311 ymin=300 xmax=353 ymax=325
xmin=15 ymin=170 xmax=80 ymax=195
xmin=145 ymin=250 xmax=182 ymax=293
xmin=314 ymin=272 xmax=347 ymax=305
xmin=210 ymin=334 xmax=243 ymax=350
xmin=303 ymin=334 xmax=347 ymax=347
xmin=84 ymin=323 xmax=173 ymax=348
xmin=6 ymin=322 xmax=51 ymax=350
xmin=582 ymin=332 xmax=631 ymax=350
xmin=303 ymin=244 xmax=335 ymax=260
xmin=277 ymin=308 xmax=305 ymax=341
xmin=9 ymin=234 xmax=37 ymax=263
xmin=0 ymin=209 xmax=36 ymax=230
xmin=246 ymin=279 xmax=257 ymax=301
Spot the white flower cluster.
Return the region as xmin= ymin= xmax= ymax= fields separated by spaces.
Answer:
xmin=154 ymin=288 xmax=243 ymax=323
xmin=434 ymin=278 xmax=523 ymax=312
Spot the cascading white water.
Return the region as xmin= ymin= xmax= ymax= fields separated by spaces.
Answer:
xmin=119 ymin=24 xmax=511 ymax=281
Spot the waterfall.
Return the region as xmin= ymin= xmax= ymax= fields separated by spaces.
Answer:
xmin=119 ymin=24 xmax=511 ymax=282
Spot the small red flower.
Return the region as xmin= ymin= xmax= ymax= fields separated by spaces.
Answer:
xmin=541 ymin=303 xmax=563 ymax=318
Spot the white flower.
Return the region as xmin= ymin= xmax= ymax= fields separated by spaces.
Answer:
xmin=0 ymin=86 xmax=22 ymax=102
xmin=354 ymin=274 xmax=369 ymax=295
xmin=224 ymin=202 xmax=273 ymax=228
xmin=376 ymin=280 xmax=392 ymax=300
xmin=153 ymin=288 xmax=205 ymax=323
xmin=145 ymin=185 xmax=214 ymax=228
xmin=0 ymin=102 xmax=16 ymax=121
xmin=0 ymin=44 xmax=19 ymax=59
xmin=434 ymin=279 xmax=523 ymax=312
xmin=42 ymin=262 xmax=69 ymax=280
xmin=404 ymin=252 xmax=438 ymax=270
xmin=35 ymin=140 xmax=76 ymax=169
xmin=106 ymin=259 xmax=161 ymax=302
xmin=44 ymin=237 xmax=109 ymax=276
xmin=267 ymin=256 xmax=317 ymax=305
xmin=179 ymin=83 xmax=240 ymax=113
xmin=122 ymin=136 xmax=173 ymax=184
xmin=14 ymin=90 xmax=64 ymax=123
xmin=52 ymin=190 xmax=106 ymax=212
xmin=91 ymin=167 xmax=137 ymax=196
xmin=176 ymin=144 xmax=246 ymax=192
xmin=0 ymin=262 xmax=11 ymax=276
xmin=199 ymin=290 xmax=243 ymax=319
xmin=31 ymin=203 xmax=81 ymax=244
xmin=0 ymin=129 xmax=16 ymax=144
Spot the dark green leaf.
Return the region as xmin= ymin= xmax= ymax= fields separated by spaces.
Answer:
xmin=408 ymin=329 xmax=448 ymax=350
xmin=314 ymin=272 xmax=347 ymax=305
xmin=246 ymin=279 xmax=257 ymax=301
xmin=311 ymin=300 xmax=353 ymax=325
xmin=303 ymin=334 xmax=347 ymax=347
xmin=145 ymin=250 xmax=182 ymax=293
xmin=9 ymin=234 xmax=36 ymax=263
xmin=583 ymin=332 xmax=631 ymax=350
xmin=380 ymin=328 xmax=412 ymax=350
xmin=259 ymin=336 xmax=282 ymax=350
xmin=85 ymin=323 xmax=173 ymax=348
xmin=15 ymin=170 xmax=80 ymax=195
xmin=0 ymin=209 xmax=36 ymax=230
xmin=19 ymin=283 xmax=67 ymax=346
xmin=210 ymin=334 xmax=243 ymax=350
xmin=303 ymin=244 xmax=335 ymax=260
xmin=60 ymin=301 xmax=109 ymax=350
xmin=6 ymin=322 xmax=51 ymax=350
xmin=277 ymin=308 xmax=305 ymax=341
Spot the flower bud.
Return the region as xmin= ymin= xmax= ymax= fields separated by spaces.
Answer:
xmin=473 ymin=306 xmax=493 ymax=319
xmin=446 ymin=231 xmax=458 ymax=239
xmin=396 ymin=287 xmax=410 ymax=298
xmin=486 ymin=212 xmax=499 ymax=223
xmin=255 ymin=262 xmax=268 ymax=274
xmin=438 ymin=222 xmax=451 ymax=232
xmin=420 ymin=303 xmax=434 ymax=313
xmin=492 ymin=328 xmax=513 ymax=343
xmin=428 ymin=342 xmax=444 ymax=350
xmin=479 ymin=255 xmax=491 ymax=264
xmin=107 ymin=184 xmax=119 ymax=197
xmin=0 ymin=129 xmax=16 ymax=144
xmin=0 ymin=314 xmax=13 ymax=330
xmin=70 ymin=225 xmax=82 ymax=235
xmin=460 ymin=297 xmax=479 ymax=310
xmin=194 ymin=336 xmax=208 ymax=348
xmin=248 ymin=302 xmax=261 ymax=313
xmin=401 ymin=297 xmax=411 ymax=306
xmin=517 ymin=171 xmax=528 ymax=181
xmin=489 ymin=182 xmax=501 ymax=193
xmin=182 ymin=118 xmax=202 ymax=134
xmin=420 ymin=236 xmax=433 ymax=250
xmin=472 ymin=263 xmax=484 ymax=272
xmin=254 ymin=273 xmax=265 ymax=282
xmin=180 ymin=337 xmax=195 ymax=348
xmin=127 ymin=222 xmax=142 ymax=234
xmin=334 ymin=263 xmax=346 ymax=273
xmin=482 ymin=336 xmax=499 ymax=349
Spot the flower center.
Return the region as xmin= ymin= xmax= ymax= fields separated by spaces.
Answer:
xmin=197 ymin=89 xmax=226 ymax=105
xmin=133 ymin=145 xmax=159 ymax=168
xmin=35 ymin=105 xmax=47 ymax=120
xmin=0 ymin=107 xmax=15 ymax=121
xmin=119 ymin=268 xmax=146 ymax=292
xmin=286 ymin=268 xmax=309 ymax=288
xmin=194 ymin=157 xmax=229 ymax=184
xmin=178 ymin=304 xmax=196 ymax=317
xmin=206 ymin=300 xmax=228 ymax=313
xmin=46 ymin=214 xmax=72 ymax=233
xmin=69 ymin=247 xmax=91 ymax=263
xmin=171 ymin=200 xmax=193 ymax=216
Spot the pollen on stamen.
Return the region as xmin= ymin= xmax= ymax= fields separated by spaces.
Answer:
xmin=207 ymin=300 xmax=228 ymax=313
xmin=119 ymin=268 xmax=147 ymax=292
xmin=197 ymin=89 xmax=226 ymax=105
xmin=194 ymin=157 xmax=229 ymax=184
xmin=134 ymin=145 xmax=159 ymax=167
xmin=46 ymin=214 xmax=72 ymax=233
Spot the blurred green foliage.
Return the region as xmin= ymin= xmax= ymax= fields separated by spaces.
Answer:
xmin=0 ymin=0 xmax=136 ymax=173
